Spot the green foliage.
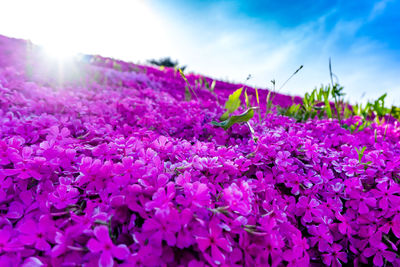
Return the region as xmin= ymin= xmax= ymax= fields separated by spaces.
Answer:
xmin=211 ymin=108 xmax=255 ymax=130
xmin=391 ymin=106 xmax=400 ymax=120
xmin=265 ymin=90 xmax=273 ymax=115
xmin=220 ymin=88 xmax=243 ymax=121
xmin=179 ymin=68 xmax=197 ymax=101
xmin=355 ymin=146 xmax=367 ymax=163
xmin=210 ymin=80 xmax=216 ymax=92
xmin=355 ymin=146 xmax=372 ymax=169
xmin=351 ymin=93 xmax=391 ymax=126
xmin=279 ymin=85 xmax=338 ymax=122
xmin=244 ymin=89 xmax=250 ymax=108
xmin=212 ymin=87 xmax=256 ymax=133
xmin=372 ymin=93 xmax=390 ymax=123
xmin=255 ymin=88 xmax=262 ymax=122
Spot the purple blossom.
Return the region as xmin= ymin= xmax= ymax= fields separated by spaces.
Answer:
xmin=195 ymin=218 xmax=232 ymax=265
xmin=18 ymin=216 xmax=55 ymax=251
xmin=308 ymin=224 xmax=333 ymax=252
xmin=275 ymin=151 xmax=294 ymax=169
xmin=371 ymin=181 xmax=400 ymax=209
xmin=48 ymin=184 xmax=79 ymax=209
xmin=87 ymin=226 xmax=130 ymax=267
xmin=363 ymin=231 xmax=396 ymax=266
xmin=223 ymin=181 xmax=253 ymax=215
xmin=322 ymin=243 xmax=347 ymax=267
xmin=295 ymin=196 xmax=322 ymax=223
xmin=342 ymin=158 xmax=364 ymax=177
xmin=0 ymin=34 xmax=400 ymax=267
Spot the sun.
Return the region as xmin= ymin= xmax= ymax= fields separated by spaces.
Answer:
xmin=41 ymin=41 xmax=78 ymax=62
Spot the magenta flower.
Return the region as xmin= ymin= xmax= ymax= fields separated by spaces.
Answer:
xmin=308 ymin=224 xmax=333 ymax=252
xmin=177 ymin=181 xmax=211 ymax=208
xmin=18 ymin=217 xmax=54 ymax=251
xmin=275 ymin=151 xmax=294 ymax=169
xmin=223 ymin=181 xmax=253 ymax=215
xmin=284 ymin=173 xmax=302 ymax=195
xmin=342 ymin=158 xmax=364 ymax=177
xmin=304 ymin=140 xmax=320 ymax=162
xmin=0 ymin=226 xmax=22 ymax=253
xmin=3 ymin=34 xmax=400 ymax=267
xmin=195 ymin=219 xmax=232 ymax=265
xmin=48 ymin=184 xmax=79 ymax=209
xmin=335 ymin=212 xmax=354 ymax=237
xmin=142 ymin=210 xmax=180 ymax=246
xmin=4 ymin=146 xmax=42 ymax=180
xmin=114 ymin=156 xmax=139 ymax=182
xmin=381 ymin=214 xmax=400 ymax=238
xmin=0 ymin=140 xmax=19 ymax=165
xmin=322 ymin=243 xmax=347 ymax=267
xmin=176 ymin=208 xmax=195 ymax=249
xmin=145 ymin=182 xmax=176 ymax=217
xmin=52 ymin=225 xmax=84 ymax=257
xmin=46 ymin=125 xmax=72 ymax=144
xmin=370 ymin=181 xmax=400 ymax=209
xmin=87 ymin=226 xmax=130 ymax=267
xmin=363 ymin=232 xmax=396 ymax=266
xmin=295 ymin=196 xmax=322 ymax=223
xmin=346 ymin=192 xmax=376 ymax=214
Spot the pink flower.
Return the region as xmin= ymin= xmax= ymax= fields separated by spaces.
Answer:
xmin=223 ymin=181 xmax=253 ymax=215
xmin=363 ymin=232 xmax=396 ymax=266
xmin=295 ymin=196 xmax=322 ymax=223
xmin=308 ymin=224 xmax=333 ymax=252
xmin=0 ymin=226 xmax=22 ymax=253
xmin=87 ymin=226 xmax=130 ymax=267
xmin=322 ymin=243 xmax=347 ymax=267
xmin=195 ymin=218 xmax=232 ymax=265
xmin=48 ymin=184 xmax=79 ymax=209
xmin=371 ymin=181 xmax=400 ymax=209
xmin=18 ymin=216 xmax=55 ymax=251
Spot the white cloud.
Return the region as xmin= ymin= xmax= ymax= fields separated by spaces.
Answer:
xmin=369 ymin=0 xmax=394 ymax=21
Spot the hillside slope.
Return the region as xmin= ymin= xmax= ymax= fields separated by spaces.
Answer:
xmin=0 ymin=35 xmax=400 ymax=266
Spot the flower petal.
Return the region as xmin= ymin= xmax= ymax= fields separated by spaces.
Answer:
xmin=87 ymin=238 xmax=102 ymax=253
xmin=99 ymin=251 xmax=114 ymax=267
xmin=94 ymin=226 xmax=111 ymax=243
xmin=196 ymin=237 xmax=210 ymax=252
xmin=112 ymin=244 xmax=130 ymax=260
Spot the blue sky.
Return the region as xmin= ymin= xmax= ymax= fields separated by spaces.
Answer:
xmin=0 ymin=0 xmax=399 ymax=104
xmin=151 ymin=0 xmax=400 ymax=104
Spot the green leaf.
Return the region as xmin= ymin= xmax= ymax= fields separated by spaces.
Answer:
xmin=245 ymin=89 xmax=250 ymax=107
xmin=225 ymin=87 xmax=243 ymax=113
xmin=212 ymin=108 xmax=254 ymax=130
xmin=266 ymin=90 xmax=273 ymax=114
xmin=185 ymin=85 xmax=191 ymax=101
xmin=220 ymin=87 xmax=243 ymax=120
xmin=355 ymin=146 xmax=367 ymax=163
xmin=323 ymin=89 xmax=332 ymax=118
xmin=220 ymin=111 xmax=230 ymax=121
xmin=210 ymin=80 xmax=216 ymax=92
xmin=178 ymin=68 xmax=188 ymax=83
xmin=179 ymin=68 xmax=197 ymax=101
xmin=255 ymin=88 xmax=260 ymax=106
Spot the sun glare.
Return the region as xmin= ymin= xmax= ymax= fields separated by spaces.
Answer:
xmin=0 ymin=0 xmax=170 ymax=63
xmin=41 ymin=42 xmax=78 ymax=62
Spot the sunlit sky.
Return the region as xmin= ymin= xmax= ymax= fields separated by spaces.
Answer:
xmin=0 ymin=0 xmax=399 ymax=104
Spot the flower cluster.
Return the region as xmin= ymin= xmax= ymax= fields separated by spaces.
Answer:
xmin=1 ymin=34 xmax=400 ymax=266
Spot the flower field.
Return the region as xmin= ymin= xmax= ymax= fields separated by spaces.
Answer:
xmin=1 ymin=34 xmax=400 ymax=266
